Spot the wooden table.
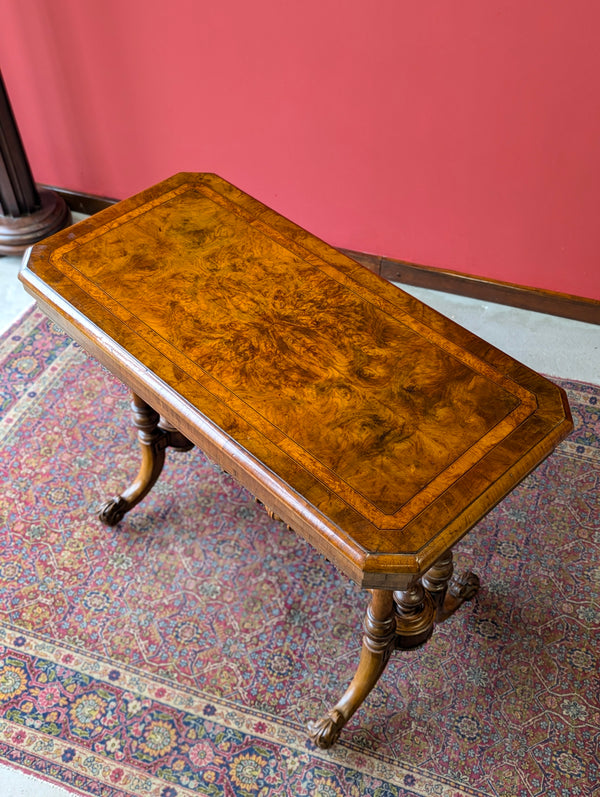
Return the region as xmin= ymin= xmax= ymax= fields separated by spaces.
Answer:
xmin=20 ymin=173 xmax=573 ymax=748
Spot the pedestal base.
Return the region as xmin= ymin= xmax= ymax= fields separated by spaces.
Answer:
xmin=308 ymin=558 xmax=481 ymax=749
xmin=0 ymin=189 xmax=71 ymax=255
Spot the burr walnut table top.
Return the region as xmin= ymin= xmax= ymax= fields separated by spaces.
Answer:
xmin=20 ymin=173 xmax=573 ymax=589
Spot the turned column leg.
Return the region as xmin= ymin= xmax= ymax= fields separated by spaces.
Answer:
xmin=308 ymin=589 xmax=396 ymax=749
xmin=421 ymin=550 xmax=454 ymax=623
xmin=99 ymin=393 xmax=168 ymax=526
xmin=393 ymin=578 xmax=436 ymax=649
xmin=422 ymin=550 xmax=480 ymax=623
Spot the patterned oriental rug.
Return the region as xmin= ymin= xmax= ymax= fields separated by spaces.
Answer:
xmin=0 ymin=307 xmax=598 ymax=797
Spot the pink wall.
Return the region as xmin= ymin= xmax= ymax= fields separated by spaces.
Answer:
xmin=1 ymin=0 xmax=599 ymax=300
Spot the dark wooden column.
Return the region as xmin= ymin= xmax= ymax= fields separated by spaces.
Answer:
xmin=0 ymin=70 xmax=70 ymax=255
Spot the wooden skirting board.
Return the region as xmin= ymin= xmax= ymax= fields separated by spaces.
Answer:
xmin=45 ymin=184 xmax=599 ymax=326
xmin=344 ymin=249 xmax=599 ymax=325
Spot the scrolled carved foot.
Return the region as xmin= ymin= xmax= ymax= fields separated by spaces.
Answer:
xmin=98 ymin=496 xmax=128 ymax=527
xmin=307 ymin=708 xmax=346 ymax=750
xmin=449 ymin=570 xmax=480 ymax=601
xmin=438 ymin=570 xmax=480 ymax=621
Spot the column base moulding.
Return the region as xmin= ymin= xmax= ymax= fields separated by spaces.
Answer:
xmin=0 ymin=188 xmax=71 ymax=255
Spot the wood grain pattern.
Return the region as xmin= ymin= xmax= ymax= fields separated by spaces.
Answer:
xmin=41 ymin=182 xmax=600 ymax=324
xmin=20 ymin=173 xmax=573 ymax=588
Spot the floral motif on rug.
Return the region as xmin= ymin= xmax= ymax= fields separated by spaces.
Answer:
xmin=0 ymin=307 xmax=598 ymax=797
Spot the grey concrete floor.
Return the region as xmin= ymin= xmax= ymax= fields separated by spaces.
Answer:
xmin=398 ymin=284 xmax=599 ymax=384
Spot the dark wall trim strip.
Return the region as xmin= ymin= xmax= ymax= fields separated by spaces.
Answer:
xmin=42 ymin=184 xmax=119 ymax=217
xmin=43 ymin=185 xmax=599 ymax=326
xmin=342 ymin=250 xmax=599 ymax=325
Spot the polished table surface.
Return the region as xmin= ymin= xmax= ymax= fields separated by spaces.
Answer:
xmin=20 ymin=173 xmax=573 ymax=746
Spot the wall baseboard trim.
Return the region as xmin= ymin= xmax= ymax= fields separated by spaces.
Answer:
xmin=43 ymin=184 xmax=120 ymax=217
xmin=343 ymin=249 xmax=599 ymax=325
xmin=44 ymin=185 xmax=599 ymax=326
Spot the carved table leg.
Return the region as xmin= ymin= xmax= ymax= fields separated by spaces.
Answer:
xmin=308 ymin=589 xmax=396 ymax=749
xmin=98 ymin=393 xmax=193 ymax=526
xmin=308 ymin=556 xmax=480 ymax=749
xmin=422 ymin=550 xmax=480 ymax=623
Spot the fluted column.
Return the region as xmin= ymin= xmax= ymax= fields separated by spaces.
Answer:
xmin=0 ymin=70 xmax=70 ymax=255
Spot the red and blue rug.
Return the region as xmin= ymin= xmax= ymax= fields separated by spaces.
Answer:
xmin=0 ymin=307 xmax=598 ymax=796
